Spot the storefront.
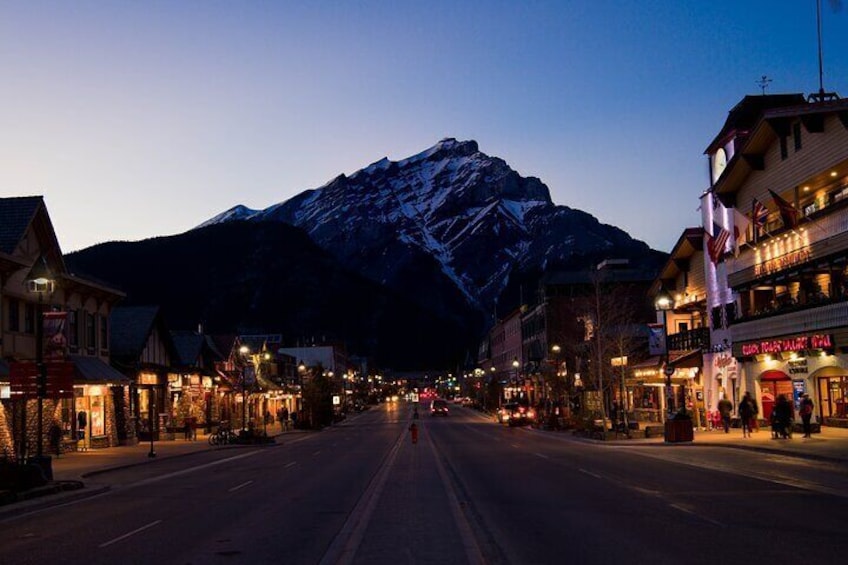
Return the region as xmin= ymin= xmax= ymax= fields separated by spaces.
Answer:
xmin=136 ymin=370 xmax=167 ymax=441
xmin=68 ymin=355 xmax=130 ymax=450
xmin=813 ymin=366 xmax=848 ymax=427
xmin=735 ymin=332 xmax=846 ymax=429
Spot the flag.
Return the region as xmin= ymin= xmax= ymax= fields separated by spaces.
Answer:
xmin=733 ymin=208 xmax=750 ymax=255
xmin=768 ymin=189 xmax=799 ymax=229
xmin=752 ymin=198 xmax=769 ymax=227
xmin=707 ymin=223 xmax=730 ymax=263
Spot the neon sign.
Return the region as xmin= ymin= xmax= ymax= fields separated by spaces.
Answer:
xmin=754 ymin=248 xmax=810 ymax=277
xmin=741 ymin=334 xmax=833 ymax=356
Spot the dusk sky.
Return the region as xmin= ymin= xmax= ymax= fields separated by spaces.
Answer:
xmin=2 ymin=1 xmax=846 ymax=253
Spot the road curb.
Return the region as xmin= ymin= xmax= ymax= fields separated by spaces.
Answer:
xmin=80 ymin=440 xmax=283 ymax=479
xmin=0 ymin=483 xmax=111 ymax=521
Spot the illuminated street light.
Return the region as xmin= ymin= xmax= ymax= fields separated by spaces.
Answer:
xmin=654 ymin=287 xmax=675 ymax=420
xmin=27 ymin=255 xmax=55 ymax=477
xmin=239 ymin=345 xmax=250 ymax=431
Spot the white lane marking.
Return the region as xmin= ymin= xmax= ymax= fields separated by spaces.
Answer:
xmin=534 ymin=452 xmax=549 ymax=459
xmin=228 ymin=480 xmax=253 ymax=492
xmin=510 ymin=443 xmax=520 ymax=449
xmin=668 ymin=503 xmax=725 ymax=527
xmin=319 ymin=426 xmax=407 ymax=565
xmin=132 ymin=450 xmax=262 ymax=488
xmin=579 ymin=468 xmax=603 ymax=480
xmin=426 ymin=428 xmax=486 ymax=565
xmin=98 ymin=520 xmax=162 ymax=548
xmin=313 ymin=451 xmax=322 ymax=456
xmin=285 ymin=461 xmax=297 ymax=468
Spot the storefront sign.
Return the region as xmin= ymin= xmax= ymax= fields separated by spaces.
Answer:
xmin=138 ymin=373 xmax=158 ymax=385
xmin=741 ymin=334 xmax=833 ymax=356
xmin=788 ymin=359 xmax=808 ymax=374
xmin=754 ymin=248 xmax=811 ymax=277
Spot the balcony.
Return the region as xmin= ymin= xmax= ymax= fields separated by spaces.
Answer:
xmin=668 ymin=327 xmax=710 ymax=352
xmin=732 ymin=300 xmax=848 ymax=343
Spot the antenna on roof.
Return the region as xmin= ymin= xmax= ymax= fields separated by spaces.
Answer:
xmin=756 ymin=75 xmax=772 ymax=95
xmin=808 ymin=0 xmax=841 ymax=102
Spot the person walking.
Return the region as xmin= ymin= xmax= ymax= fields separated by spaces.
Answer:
xmin=717 ymin=397 xmax=733 ymax=433
xmin=799 ymin=393 xmax=814 ymax=438
xmin=750 ymin=395 xmax=760 ymax=433
xmin=774 ymin=394 xmax=793 ymax=439
xmin=739 ymin=392 xmax=755 ymax=438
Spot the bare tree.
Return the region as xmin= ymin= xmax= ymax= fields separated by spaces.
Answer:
xmin=576 ymin=271 xmax=645 ymax=433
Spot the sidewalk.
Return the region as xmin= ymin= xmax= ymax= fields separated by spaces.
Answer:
xmin=0 ymin=425 xmax=299 ymax=517
xmin=604 ymin=423 xmax=848 ymax=464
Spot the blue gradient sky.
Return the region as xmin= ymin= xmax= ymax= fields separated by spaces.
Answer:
xmin=2 ymin=1 xmax=846 ymax=253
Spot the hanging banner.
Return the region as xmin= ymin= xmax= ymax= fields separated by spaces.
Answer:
xmin=44 ymin=311 xmax=68 ymax=360
xmin=648 ymin=323 xmax=666 ymax=356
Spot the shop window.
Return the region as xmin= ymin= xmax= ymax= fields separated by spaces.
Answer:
xmin=68 ymin=310 xmax=79 ymax=350
xmin=8 ymin=298 xmax=20 ymax=332
xmin=711 ymin=306 xmax=723 ymax=329
xmin=724 ymin=302 xmax=737 ymax=325
xmin=100 ymin=314 xmax=109 ymax=351
xmin=86 ymin=312 xmax=96 ymax=352
xmin=24 ymin=303 xmax=35 ymax=334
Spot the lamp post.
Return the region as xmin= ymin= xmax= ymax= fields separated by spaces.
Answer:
xmin=27 ymin=256 xmax=55 ymax=477
xmin=239 ymin=345 xmax=250 ymax=432
xmin=148 ymin=386 xmax=156 ymax=458
xmin=551 ymin=344 xmax=561 ymax=413
xmin=512 ymin=357 xmax=520 ymax=402
xmin=654 ymin=288 xmax=675 ymax=421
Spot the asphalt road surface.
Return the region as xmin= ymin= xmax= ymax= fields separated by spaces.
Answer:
xmin=1 ymin=401 xmax=846 ymax=565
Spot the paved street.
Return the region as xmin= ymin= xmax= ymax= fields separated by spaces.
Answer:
xmin=1 ymin=402 xmax=847 ymax=564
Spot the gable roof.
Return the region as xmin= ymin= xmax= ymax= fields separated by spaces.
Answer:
xmin=109 ymin=305 xmax=171 ymax=359
xmin=0 ymin=196 xmax=42 ymax=254
xmin=704 ymin=94 xmax=807 ymax=154
xmin=171 ymin=331 xmax=205 ymax=367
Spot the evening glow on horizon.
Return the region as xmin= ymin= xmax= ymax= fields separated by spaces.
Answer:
xmin=1 ymin=1 xmax=846 ymax=253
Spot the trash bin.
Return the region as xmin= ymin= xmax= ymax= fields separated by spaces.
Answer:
xmin=664 ymin=415 xmax=693 ymax=443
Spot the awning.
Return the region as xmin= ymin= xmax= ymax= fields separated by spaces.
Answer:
xmin=670 ymin=349 xmax=703 ymax=369
xmin=70 ymin=355 xmax=131 ymax=385
xmin=630 ymin=356 xmax=661 ymax=370
xmin=760 ymin=370 xmax=790 ymax=381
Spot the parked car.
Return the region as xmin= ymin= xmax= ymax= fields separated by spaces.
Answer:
xmin=497 ymin=403 xmax=534 ymax=426
xmin=430 ymin=399 xmax=449 ymax=416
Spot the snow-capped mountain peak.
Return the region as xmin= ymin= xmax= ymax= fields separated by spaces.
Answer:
xmin=199 ymin=139 xmax=655 ymax=316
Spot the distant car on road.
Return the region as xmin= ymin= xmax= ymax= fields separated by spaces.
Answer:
xmin=497 ymin=403 xmax=534 ymax=426
xmin=430 ymin=399 xmax=449 ymax=416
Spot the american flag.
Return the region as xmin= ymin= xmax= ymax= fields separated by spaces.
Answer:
xmin=707 ymin=223 xmax=730 ymax=263
xmin=752 ymin=198 xmax=769 ymax=227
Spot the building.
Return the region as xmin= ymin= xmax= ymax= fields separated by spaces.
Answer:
xmin=707 ymin=94 xmax=848 ymax=428
xmin=641 ymin=229 xmax=711 ymax=427
xmin=1 ymin=196 xmax=127 ymax=457
xmin=109 ymin=306 xmax=179 ymax=441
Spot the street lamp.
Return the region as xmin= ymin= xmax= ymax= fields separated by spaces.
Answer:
xmin=654 ymin=288 xmax=675 ymax=420
xmin=239 ymin=345 xmax=250 ymax=431
xmin=147 ymin=385 xmax=156 ymax=458
xmin=27 ymin=256 xmax=55 ymax=477
xmin=512 ymin=357 xmax=520 ymax=401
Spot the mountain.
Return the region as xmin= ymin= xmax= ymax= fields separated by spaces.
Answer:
xmin=65 ymin=221 xmax=477 ymax=370
xmin=200 ymin=138 xmax=665 ymax=319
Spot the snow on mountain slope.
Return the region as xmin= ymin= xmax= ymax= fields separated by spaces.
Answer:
xmin=199 ymin=138 xmax=656 ymax=315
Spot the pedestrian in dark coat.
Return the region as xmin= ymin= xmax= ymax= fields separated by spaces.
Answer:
xmin=739 ymin=392 xmax=755 ymax=438
xmin=799 ymin=393 xmax=814 ymax=438
xmin=717 ymin=398 xmax=733 ymax=433
xmin=774 ymin=394 xmax=793 ymax=439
